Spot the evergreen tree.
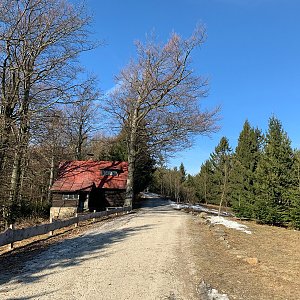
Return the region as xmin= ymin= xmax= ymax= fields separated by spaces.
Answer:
xmin=254 ymin=116 xmax=295 ymax=226
xmin=209 ymin=137 xmax=232 ymax=207
xmin=181 ymin=174 xmax=198 ymax=204
xmin=179 ymin=162 xmax=186 ymax=183
xmin=289 ymin=150 xmax=300 ymax=228
xmin=94 ymin=127 xmax=155 ymax=197
xmin=230 ymin=120 xmax=262 ymax=218
xmin=195 ymin=160 xmax=214 ymax=204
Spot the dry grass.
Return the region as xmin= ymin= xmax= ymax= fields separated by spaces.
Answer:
xmin=189 ymin=216 xmax=300 ymax=300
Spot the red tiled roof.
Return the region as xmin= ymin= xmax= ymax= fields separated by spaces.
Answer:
xmin=50 ymin=160 xmax=128 ymax=192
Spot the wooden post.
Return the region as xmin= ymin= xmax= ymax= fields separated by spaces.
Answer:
xmin=93 ymin=210 xmax=96 ymax=222
xmin=8 ymin=224 xmax=14 ymax=250
xmin=75 ymin=213 xmax=78 ymax=228
xmin=49 ymin=216 xmax=53 ymax=236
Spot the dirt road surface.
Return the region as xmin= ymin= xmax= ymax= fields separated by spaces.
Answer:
xmin=0 ymin=197 xmax=198 ymax=300
xmin=2 ymin=196 xmax=299 ymax=300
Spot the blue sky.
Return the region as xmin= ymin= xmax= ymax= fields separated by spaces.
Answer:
xmin=79 ymin=0 xmax=300 ymax=175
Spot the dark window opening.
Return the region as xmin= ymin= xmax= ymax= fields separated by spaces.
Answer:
xmin=101 ymin=169 xmax=119 ymax=176
xmin=62 ymin=194 xmax=79 ymax=200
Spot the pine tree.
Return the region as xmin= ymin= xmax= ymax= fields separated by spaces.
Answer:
xmin=181 ymin=174 xmax=198 ymax=204
xmin=179 ymin=163 xmax=186 ymax=183
xmin=289 ymin=150 xmax=300 ymax=228
xmin=209 ymin=137 xmax=232 ymax=207
xmin=254 ymin=116 xmax=295 ymax=226
xmin=195 ymin=160 xmax=214 ymax=204
xmin=230 ymin=120 xmax=262 ymax=218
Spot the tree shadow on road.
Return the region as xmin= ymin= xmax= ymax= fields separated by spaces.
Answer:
xmin=136 ymin=198 xmax=183 ymax=217
xmin=2 ymin=289 xmax=60 ymax=300
xmin=135 ymin=197 xmax=171 ymax=210
xmin=0 ymin=223 xmax=152 ymax=293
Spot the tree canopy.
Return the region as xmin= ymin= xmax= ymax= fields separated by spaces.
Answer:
xmin=105 ymin=26 xmax=220 ymax=205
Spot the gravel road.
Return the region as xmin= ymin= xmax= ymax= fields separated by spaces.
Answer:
xmin=0 ymin=197 xmax=197 ymax=300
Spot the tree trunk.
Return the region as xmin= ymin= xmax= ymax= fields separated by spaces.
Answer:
xmin=0 ymin=117 xmax=12 ymax=172
xmin=204 ymin=172 xmax=207 ymax=204
xmin=0 ymin=67 xmax=18 ymax=172
xmin=124 ymin=153 xmax=135 ymax=207
xmin=124 ymin=107 xmax=138 ymax=207
xmin=169 ymin=171 xmax=173 ymax=198
xmin=75 ymin=123 xmax=83 ymax=160
xmin=9 ymin=151 xmax=22 ymax=206
xmin=47 ymin=154 xmax=55 ymax=203
xmin=18 ymin=155 xmax=27 ymax=202
xmin=0 ymin=56 xmax=10 ymax=172
xmin=8 ymin=70 xmax=30 ymax=218
xmin=218 ymin=163 xmax=228 ymax=216
xmin=9 ymin=122 xmax=29 ymax=215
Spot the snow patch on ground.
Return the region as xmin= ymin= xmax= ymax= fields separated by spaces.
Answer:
xmin=170 ymin=203 xmax=231 ymax=217
xmin=198 ymin=281 xmax=230 ymax=300
xmin=141 ymin=192 xmax=161 ymax=199
xmin=170 ymin=202 xmax=251 ymax=234
xmin=208 ymin=288 xmax=230 ymax=300
xmin=209 ymin=216 xmax=252 ymax=234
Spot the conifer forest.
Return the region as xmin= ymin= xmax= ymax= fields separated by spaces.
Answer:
xmin=152 ymin=117 xmax=300 ymax=229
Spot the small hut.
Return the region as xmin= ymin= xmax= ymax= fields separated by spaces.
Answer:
xmin=50 ymin=160 xmax=128 ymax=218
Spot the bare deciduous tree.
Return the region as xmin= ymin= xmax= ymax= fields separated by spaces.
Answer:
xmin=65 ymin=77 xmax=100 ymax=160
xmin=0 ymin=0 xmax=96 ymax=221
xmin=105 ymin=27 xmax=220 ymax=206
xmin=32 ymin=108 xmax=69 ymax=202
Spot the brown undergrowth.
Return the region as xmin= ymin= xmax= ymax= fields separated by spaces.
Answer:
xmin=188 ymin=215 xmax=300 ymax=300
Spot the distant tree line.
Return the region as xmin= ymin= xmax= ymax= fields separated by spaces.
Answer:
xmin=152 ymin=117 xmax=300 ymax=229
xmin=151 ymin=162 xmax=198 ymax=204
